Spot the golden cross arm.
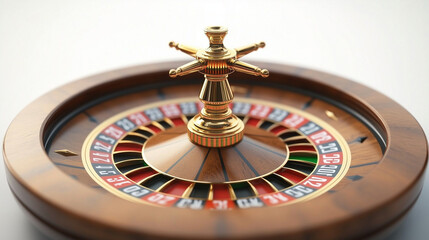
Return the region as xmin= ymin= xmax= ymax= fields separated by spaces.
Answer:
xmin=167 ymin=26 xmax=269 ymax=148
xmin=168 ymin=26 xmax=268 ymax=79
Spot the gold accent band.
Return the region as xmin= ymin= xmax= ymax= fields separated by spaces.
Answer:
xmin=81 ymin=97 xmax=351 ymax=207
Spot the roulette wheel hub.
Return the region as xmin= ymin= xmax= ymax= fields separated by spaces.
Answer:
xmin=169 ymin=26 xmax=268 ymax=148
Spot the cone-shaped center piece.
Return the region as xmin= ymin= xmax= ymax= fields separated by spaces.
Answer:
xmin=143 ymin=125 xmax=288 ymax=183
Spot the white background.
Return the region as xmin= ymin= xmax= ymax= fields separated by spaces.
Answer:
xmin=1 ymin=0 xmax=428 ymax=239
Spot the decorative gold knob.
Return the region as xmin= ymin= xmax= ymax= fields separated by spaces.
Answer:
xmin=169 ymin=26 xmax=269 ymax=147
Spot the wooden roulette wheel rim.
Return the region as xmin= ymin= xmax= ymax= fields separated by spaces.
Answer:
xmin=3 ymin=61 xmax=428 ymax=239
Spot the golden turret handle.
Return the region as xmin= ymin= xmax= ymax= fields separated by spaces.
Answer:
xmin=169 ymin=26 xmax=269 ymax=148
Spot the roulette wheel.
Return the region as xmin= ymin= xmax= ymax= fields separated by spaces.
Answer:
xmin=3 ymin=26 xmax=428 ymax=240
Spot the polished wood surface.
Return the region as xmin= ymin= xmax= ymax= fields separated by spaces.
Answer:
xmin=144 ymin=125 xmax=287 ymax=183
xmin=3 ymin=61 xmax=427 ymax=239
